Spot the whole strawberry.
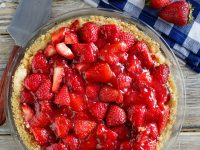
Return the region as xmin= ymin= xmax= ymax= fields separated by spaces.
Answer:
xmin=159 ymin=1 xmax=193 ymax=26
xmin=146 ymin=0 xmax=172 ymax=9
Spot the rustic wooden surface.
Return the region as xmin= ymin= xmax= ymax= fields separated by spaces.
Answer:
xmin=0 ymin=0 xmax=200 ymax=149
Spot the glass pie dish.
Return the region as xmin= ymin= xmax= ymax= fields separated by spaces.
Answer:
xmin=0 ymin=8 xmax=185 ymax=150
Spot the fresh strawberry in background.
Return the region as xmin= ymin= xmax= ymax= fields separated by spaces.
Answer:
xmin=159 ymin=1 xmax=194 ymax=26
xmin=146 ymin=0 xmax=172 ymax=9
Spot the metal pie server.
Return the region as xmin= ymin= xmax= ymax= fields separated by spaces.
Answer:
xmin=0 ymin=0 xmax=52 ymax=125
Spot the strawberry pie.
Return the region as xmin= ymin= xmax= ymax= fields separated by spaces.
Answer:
xmin=11 ymin=16 xmax=176 ymax=150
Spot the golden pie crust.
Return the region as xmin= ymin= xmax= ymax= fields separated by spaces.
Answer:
xmin=11 ymin=16 xmax=177 ymax=150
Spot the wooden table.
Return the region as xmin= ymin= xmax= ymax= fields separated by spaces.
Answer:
xmin=0 ymin=0 xmax=200 ymax=149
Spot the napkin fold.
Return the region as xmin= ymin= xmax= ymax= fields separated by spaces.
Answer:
xmin=84 ymin=0 xmax=200 ymax=73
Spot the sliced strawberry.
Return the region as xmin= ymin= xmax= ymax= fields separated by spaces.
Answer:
xmin=123 ymin=91 xmax=142 ymax=108
xmin=20 ymin=89 xmax=35 ymax=104
xmin=73 ymin=111 xmax=90 ymax=121
xmin=30 ymin=112 xmax=51 ymax=127
xmin=135 ymin=132 xmax=157 ymax=150
xmin=55 ymin=85 xmax=70 ymax=106
xmin=45 ymin=127 xmax=57 ymax=144
xmin=151 ymin=64 xmax=170 ymax=84
xmin=51 ymin=116 xmax=70 ymax=138
xmin=88 ymin=102 xmax=108 ymax=120
xmin=119 ymin=31 xmax=136 ymax=49
xmin=96 ymin=124 xmax=109 ymax=137
xmin=74 ymin=120 xmax=96 ymax=139
xmin=63 ymin=134 xmax=79 ymax=150
xmin=119 ymin=52 xmax=129 ymax=64
xmin=35 ymin=79 xmax=53 ymax=100
xmin=64 ymin=64 xmax=73 ymax=75
xmin=112 ymin=125 xmax=130 ymax=141
xmin=49 ymin=54 xmax=67 ymax=67
xmin=39 ymin=101 xmax=53 ymax=113
xmin=66 ymin=73 xmax=85 ymax=94
xmin=52 ymin=65 xmax=65 ymax=93
xmin=64 ymin=32 xmax=78 ymax=44
xmin=106 ymin=105 xmax=126 ymax=127
xmin=80 ymin=43 xmax=98 ymax=63
xmin=70 ymin=93 xmax=85 ymax=112
xmin=24 ymin=73 xmax=42 ymax=92
xmin=152 ymin=83 xmax=170 ymax=107
xmin=40 ymin=74 xmax=49 ymax=81
xmin=120 ymin=141 xmax=132 ymax=150
xmin=128 ymin=105 xmax=146 ymax=127
xmin=107 ymin=42 xmax=128 ymax=54
xmin=21 ymin=103 xmax=34 ymax=123
xmin=96 ymin=124 xmax=118 ymax=148
xmin=95 ymin=37 xmax=107 ymax=49
xmin=74 ymin=63 xmax=93 ymax=73
xmin=145 ymin=107 xmax=162 ymax=123
xmin=46 ymin=143 xmax=68 ymax=150
xmin=132 ymin=71 xmax=152 ymax=91
xmin=70 ymin=19 xmax=80 ymax=32
xmin=78 ymin=133 xmax=97 ymax=150
xmin=158 ymin=105 xmax=170 ymax=134
xmin=137 ymin=70 xmax=152 ymax=85
xmin=99 ymin=48 xmax=119 ymax=65
xmin=52 ymin=27 xmax=69 ymax=45
xmin=142 ymin=123 xmax=159 ymax=140
xmin=58 ymin=106 xmax=74 ymax=118
xmin=71 ymin=43 xmax=98 ymax=63
xmin=71 ymin=43 xmax=84 ymax=56
xmin=79 ymin=22 xmax=99 ymax=43
xmin=99 ymin=86 xmax=122 ymax=104
xmin=139 ymin=85 xmax=157 ymax=108
xmin=126 ymin=55 xmax=143 ymax=75
xmin=85 ymin=83 xmax=100 ymax=100
xmin=135 ymin=124 xmax=158 ymax=150
xmin=143 ymin=139 xmax=157 ymax=150
xmin=110 ymin=63 xmax=125 ymax=76
xmin=129 ymin=41 xmax=154 ymax=69
xmin=31 ymin=52 xmax=50 ymax=74
xmin=85 ymin=62 xmax=113 ymax=83
xmin=116 ymin=73 xmax=132 ymax=90
xmin=31 ymin=127 xmax=50 ymax=145
xmin=44 ymin=44 xmax=57 ymax=58
xmin=56 ymin=42 xmax=74 ymax=59
xmin=99 ymin=24 xmax=121 ymax=43
xmin=99 ymin=42 xmax=128 ymax=65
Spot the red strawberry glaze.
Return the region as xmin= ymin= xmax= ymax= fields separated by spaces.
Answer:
xmin=20 ymin=20 xmax=171 ymax=150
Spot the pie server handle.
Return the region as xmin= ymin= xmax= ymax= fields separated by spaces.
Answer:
xmin=0 ymin=45 xmax=21 ymax=125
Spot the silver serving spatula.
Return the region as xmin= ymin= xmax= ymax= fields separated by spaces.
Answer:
xmin=0 ymin=0 xmax=52 ymax=125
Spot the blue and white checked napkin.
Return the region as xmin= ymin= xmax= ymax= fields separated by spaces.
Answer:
xmin=84 ymin=0 xmax=200 ymax=73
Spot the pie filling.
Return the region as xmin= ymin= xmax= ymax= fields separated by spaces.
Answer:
xmin=19 ymin=19 xmax=171 ymax=150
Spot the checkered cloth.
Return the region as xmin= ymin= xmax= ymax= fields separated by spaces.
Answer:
xmin=84 ymin=0 xmax=200 ymax=73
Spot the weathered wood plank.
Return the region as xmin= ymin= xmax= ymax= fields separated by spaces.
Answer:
xmin=0 ymin=135 xmax=19 ymax=150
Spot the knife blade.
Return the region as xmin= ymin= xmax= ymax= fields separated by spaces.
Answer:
xmin=7 ymin=0 xmax=52 ymax=46
xmin=0 ymin=0 xmax=52 ymax=126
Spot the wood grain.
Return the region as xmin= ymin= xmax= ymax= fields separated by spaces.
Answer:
xmin=0 ymin=0 xmax=200 ymax=149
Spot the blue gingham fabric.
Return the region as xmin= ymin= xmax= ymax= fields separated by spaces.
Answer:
xmin=84 ymin=0 xmax=200 ymax=73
